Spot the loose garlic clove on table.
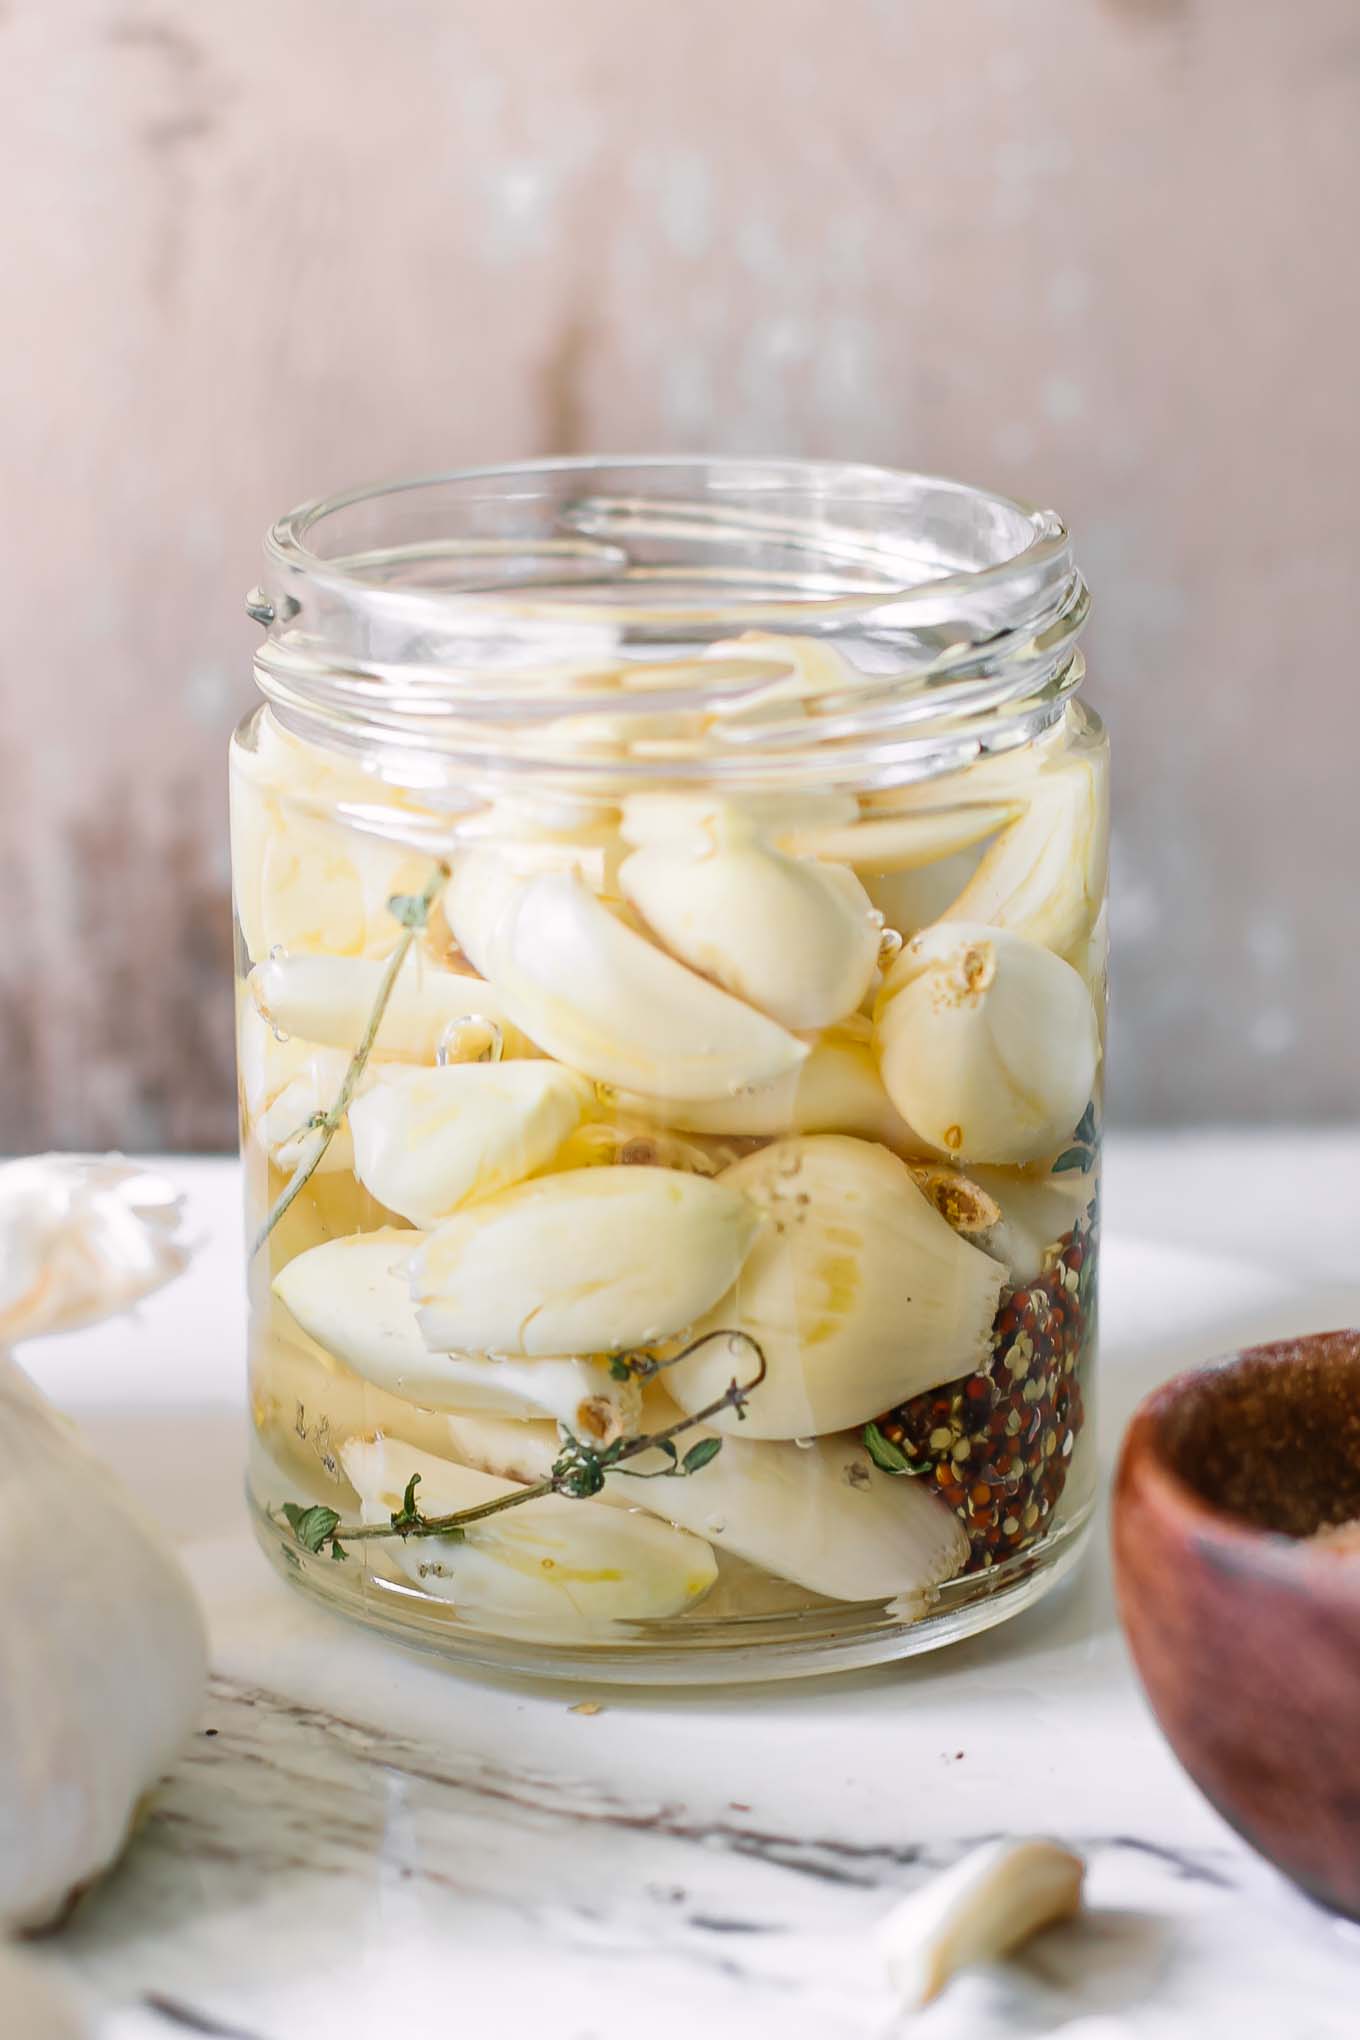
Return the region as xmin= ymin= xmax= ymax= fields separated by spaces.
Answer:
xmin=348 ymin=1062 xmax=589 ymax=1226
xmin=878 ymin=1837 xmax=1085 ymax=2010
xmin=874 ymin=923 xmax=1099 ymax=1167
xmin=618 ymin=799 xmax=880 ymax=1032
xmin=342 ymin=1433 xmax=717 ymax=1630
xmin=272 ymin=1230 xmax=643 ymax=1441
xmin=445 ymin=855 xmax=810 ymax=1101
xmin=667 ymin=1135 xmax=1006 ymax=1439
xmin=413 ymin=1165 xmax=762 ymax=1357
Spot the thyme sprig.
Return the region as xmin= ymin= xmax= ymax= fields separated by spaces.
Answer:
xmin=275 ymin=1329 xmax=767 ymax=1563
xmin=250 ymin=861 xmax=451 ymax=1258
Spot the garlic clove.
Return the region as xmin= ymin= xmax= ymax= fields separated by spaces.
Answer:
xmin=604 ymin=1015 xmax=924 ymax=1153
xmin=255 ymin=1048 xmax=358 ymax=1176
xmin=444 ymin=854 xmax=809 ymax=1101
xmin=341 ymin=1433 xmax=717 ymax=1630
xmin=668 ymin=1135 xmax=1007 ymax=1439
xmin=249 ymin=950 xmax=535 ymax=1063
xmin=778 ymin=801 xmax=1019 ymax=872
xmin=939 ymin=752 xmax=1108 ymax=957
xmin=878 ymin=1837 xmax=1085 ymax=2010
xmin=414 ymin=1166 xmax=762 ymax=1357
xmin=862 ymin=843 xmax=993 ymax=939
xmin=272 ymin=1230 xmax=642 ymax=1437
xmin=963 ymin=1164 xmax=1099 ymax=1284
xmin=874 ymin=922 xmax=1100 ymax=1167
xmin=0 ymin=1942 xmax=91 ymax=2036
xmin=348 ymin=1062 xmax=589 ymax=1225
xmin=619 ymin=827 xmax=880 ymax=1032
xmin=444 ymin=1398 xmax=969 ymax=1608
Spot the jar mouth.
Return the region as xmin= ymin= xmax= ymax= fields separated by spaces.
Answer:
xmin=251 ymin=456 xmax=1088 ymax=790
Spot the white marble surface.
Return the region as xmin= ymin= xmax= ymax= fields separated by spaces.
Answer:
xmin=16 ymin=1136 xmax=1360 ymax=2040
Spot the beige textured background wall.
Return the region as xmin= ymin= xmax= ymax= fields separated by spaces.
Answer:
xmin=1 ymin=0 xmax=1356 ymax=1149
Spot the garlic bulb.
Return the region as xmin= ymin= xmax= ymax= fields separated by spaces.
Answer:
xmin=250 ymin=950 xmax=534 ymax=1064
xmin=938 ymin=752 xmax=1108 ymax=957
xmin=445 ymin=853 xmax=810 ymax=1100
xmin=342 ymin=1434 xmax=717 ymax=1631
xmin=414 ymin=1166 xmax=761 ymax=1357
xmin=273 ymin=1230 xmax=642 ymax=1439
xmin=667 ymin=1136 xmax=1006 ymax=1439
xmin=878 ymin=1838 xmax=1085 ymax=2010
xmin=348 ymin=1062 xmax=588 ymax=1225
xmin=0 ymin=1157 xmax=206 ymax=1933
xmin=444 ymin=1400 xmax=969 ymax=1609
xmin=618 ymin=801 xmax=879 ymax=1031
xmin=230 ymin=713 xmax=438 ymax=963
xmin=605 ymin=1014 xmax=922 ymax=1152
xmin=875 ymin=922 xmax=1099 ymax=1166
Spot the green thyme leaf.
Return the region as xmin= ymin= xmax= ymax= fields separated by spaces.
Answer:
xmin=863 ymin=1422 xmax=914 ymax=1476
xmin=608 ymin=1357 xmax=632 ymax=1382
xmin=680 ymin=1437 xmax=722 ymax=1476
xmin=387 ymin=891 xmax=431 ymax=930
xmin=1052 ymin=1145 xmax=1094 ymax=1175
xmin=330 ymin=1539 xmax=348 ymax=1562
xmin=281 ymin=1502 xmax=342 ymax=1554
xmin=1074 ymin=1100 xmax=1099 ymax=1146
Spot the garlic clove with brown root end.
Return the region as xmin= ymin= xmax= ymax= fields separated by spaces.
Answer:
xmin=874 ymin=922 xmax=1100 ymax=1167
xmin=0 ymin=1157 xmax=207 ymax=1934
xmin=273 ymin=1231 xmax=643 ymax=1440
xmin=878 ymin=1837 xmax=1085 ymax=2011
xmin=618 ymin=803 xmax=880 ymax=1031
xmin=963 ymin=1164 xmax=1099 ymax=1285
xmin=348 ymin=1062 xmax=589 ymax=1226
xmin=938 ymin=752 xmax=1108 ymax=958
xmin=443 ymin=1399 xmax=969 ymax=1608
xmin=249 ymin=951 xmax=536 ymax=1064
xmin=444 ymin=854 xmax=810 ymax=1101
xmin=341 ymin=1433 xmax=717 ymax=1631
xmin=667 ymin=1136 xmax=1006 ymax=1439
xmin=414 ymin=1166 xmax=762 ymax=1357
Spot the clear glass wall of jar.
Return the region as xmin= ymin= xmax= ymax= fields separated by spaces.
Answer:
xmin=232 ymin=459 xmax=1107 ymax=1682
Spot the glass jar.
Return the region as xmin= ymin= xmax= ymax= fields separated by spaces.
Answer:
xmin=232 ymin=458 xmax=1107 ymax=1683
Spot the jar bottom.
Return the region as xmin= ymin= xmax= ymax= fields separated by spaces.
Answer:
xmin=246 ymin=1484 xmax=1096 ymax=1687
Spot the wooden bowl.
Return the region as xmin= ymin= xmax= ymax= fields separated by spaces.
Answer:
xmin=1112 ymin=1329 xmax=1360 ymax=1917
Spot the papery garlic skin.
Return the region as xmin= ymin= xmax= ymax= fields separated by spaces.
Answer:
xmin=342 ymin=1434 xmax=717 ymax=1631
xmin=445 ymin=855 xmax=810 ymax=1101
xmin=444 ymin=1399 xmax=969 ymax=1609
xmin=414 ymin=1166 xmax=761 ymax=1357
xmin=0 ymin=1156 xmax=188 ymax=1344
xmin=669 ymin=1136 xmax=1007 ymax=1439
xmin=348 ymin=1062 xmax=588 ymax=1225
xmin=619 ymin=813 xmax=880 ymax=1031
xmin=272 ymin=1230 xmax=642 ymax=1439
xmin=875 ymin=922 xmax=1099 ymax=1166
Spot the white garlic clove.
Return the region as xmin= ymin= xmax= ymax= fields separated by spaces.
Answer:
xmin=348 ymin=1062 xmax=588 ymax=1225
xmin=444 ymin=855 xmax=809 ymax=1101
xmin=229 ymin=714 xmax=441 ymax=964
xmin=341 ymin=1433 xmax=717 ymax=1631
xmin=878 ymin=1837 xmax=1085 ymax=2010
xmin=778 ymin=801 xmax=1019 ymax=872
xmin=874 ymin=922 xmax=1100 ymax=1166
xmin=414 ymin=1166 xmax=762 ymax=1358
xmin=255 ymin=1048 xmax=358 ymax=1176
xmin=249 ymin=950 xmax=534 ymax=1063
xmin=862 ymin=843 xmax=994 ymax=939
xmin=963 ymin=1165 xmax=1098 ymax=1284
xmin=444 ymin=1398 xmax=969 ymax=1608
xmin=618 ymin=787 xmax=859 ymax=856
xmin=272 ymin=1230 xmax=642 ymax=1437
xmin=668 ymin=1136 xmax=1006 ymax=1439
xmin=619 ymin=825 xmax=880 ymax=1032
xmin=604 ymin=1015 xmax=925 ymax=1153
xmin=939 ymin=752 xmax=1108 ymax=957
xmin=0 ymin=1942 xmax=91 ymax=2037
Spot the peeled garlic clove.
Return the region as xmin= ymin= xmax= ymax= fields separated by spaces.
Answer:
xmin=670 ymin=1136 xmax=1006 ymax=1439
xmin=963 ymin=1164 xmax=1098 ymax=1284
xmin=779 ymin=801 xmax=1018 ymax=872
xmin=341 ymin=1433 xmax=717 ymax=1630
xmin=878 ymin=1838 xmax=1085 ymax=2010
xmin=348 ymin=1063 xmax=588 ymax=1225
xmin=0 ymin=1944 xmax=90 ymax=2037
xmin=619 ymin=827 xmax=880 ymax=1031
xmin=444 ymin=1399 xmax=968 ymax=1607
xmin=249 ymin=950 xmax=534 ymax=1063
xmin=940 ymin=753 xmax=1108 ymax=957
xmin=445 ymin=855 xmax=809 ymax=1101
xmin=874 ymin=922 xmax=1099 ymax=1166
xmin=605 ymin=1016 xmax=923 ymax=1153
xmin=272 ymin=1230 xmax=640 ymax=1437
xmin=256 ymin=1048 xmax=358 ymax=1176
xmin=862 ymin=844 xmax=993 ymax=938
xmin=415 ymin=1166 xmax=761 ymax=1357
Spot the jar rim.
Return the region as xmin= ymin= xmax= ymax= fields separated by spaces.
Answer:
xmin=250 ymin=456 xmax=1089 ymax=791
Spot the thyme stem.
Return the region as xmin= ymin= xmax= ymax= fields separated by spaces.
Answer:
xmin=250 ymin=861 xmax=450 ymax=1259
xmin=276 ymin=1331 xmax=768 ymax=1560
